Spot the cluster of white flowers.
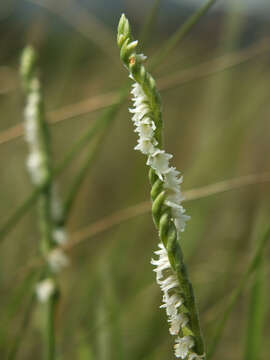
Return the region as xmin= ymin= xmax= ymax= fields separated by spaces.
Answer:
xmin=36 ymin=278 xmax=55 ymax=303
xmin=129 ymin=81 xmax=203 ymax=358
xmin=24 ymin=79 xmax=48 ymax=186
xmin=24 ymin=99 xmax=69 ymax=301
xmin=129 ymin=82 xmax=190 ymax=234
xmin=151 ymin=243 xmax=204 ymax=359
xmin=36 ymin=188 xmax=69 ymax=302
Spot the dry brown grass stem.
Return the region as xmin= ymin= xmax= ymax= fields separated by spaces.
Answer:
xmin=65 ymin=172 xmax=270 ymax=251
xmin=11 ymin=172 xmax=270 ymax=282
xmin=1 ymin=38 xmax=269 ymax=146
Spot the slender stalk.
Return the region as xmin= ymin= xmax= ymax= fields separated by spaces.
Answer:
xmin=150 ymin=0 xmax=218 ymax=69
xmin=139 ymin=0 xmax=161 ymax=45
xmin=207 ymin=226 xmax=270 ymax=359
xmin=244 ymin=244 xmax=265 ymax=360
xmin=7 ymin=292 xmax=36 ymax=360
xmin=21 ymin=46 xmax=56 ymax=360
xmin=7 ymin=269 xmax=42 ymax=360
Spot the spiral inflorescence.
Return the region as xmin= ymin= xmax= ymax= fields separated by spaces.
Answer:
xmin=117 ymin=14 xmax=205 ymax=359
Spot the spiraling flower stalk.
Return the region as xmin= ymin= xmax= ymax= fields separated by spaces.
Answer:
xmin=21 ymin=46 xmax=69 ymax=360
xmin=117 ymin=14 xmax=204 ymax=359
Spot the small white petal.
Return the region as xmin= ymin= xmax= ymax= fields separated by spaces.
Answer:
xmin=174 ymin=336 xmax=195 ymax=359
xmin=137 ymin=53 xmax=147 ymax=62
xmin=48 ymin=248 xmax=69 ymax=273
xmin=52 ymin=228 xmax=67 ymax=245
xmin=36 ymin=278 xmax=55 ymax=303
xmin=169 ymin=313 xmax=189 ymax=335
xmin=26 ymin=152 xmax=47 ymax=185
xmin=147 ymin=150 xmax=173 ymax=179
xmin=135 ymin=118 xmax=156 ymax=139
xmin=164 ymin=167 xmax=183 ymax=190
xmin=134 ymin=139 xmax=157 ymax=155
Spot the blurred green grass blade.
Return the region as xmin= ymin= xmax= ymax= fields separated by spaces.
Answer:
xmin=0 ymin=270 xmax=37 ymax=352
xmin=7 ymin=291 xmax=37 ymax=360
xmin=150 ymin=0 xmax=217 ymax=69
xmin=4 ymin=268 xmax=42 ymax=360
xmin=207 ymin=226 xmax=270 ymax=359
xmin=244 ymin=251 xmax=265 ymax=360
xmin=54 ymin=104 xmax=120 ymax=176
xmin=139 ymin=0 xmax=161 ymax=45
xmin=0 ymin=187 xmax=40 ymax=244
xmin=77 ymin=332 xmax=94 ymax=360
xmin=62 ymin=102 xmax=121 ymax=221
xmin=0 ymin=92 xmax=126 ymax=244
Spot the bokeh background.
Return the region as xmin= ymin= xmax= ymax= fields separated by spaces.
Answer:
xmin=1 ymin=0 xmax=270 ymax=359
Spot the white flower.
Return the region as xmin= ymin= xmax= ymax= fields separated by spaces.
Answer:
xmin=159 ymin=274 xmax=178 ymax=291
xmin=52 ymin=228 xmax=67 ymax=245
xmin=165 ymin=201 xmax=190 ymax=233
xmin=129 ymin=107 xmax=150 ymax=124
xmin=165 ymin=189 xmax=185 ymax=204
xmin=151 ymin=256 xmax=170 ymax=281
xmin=161 ymin=292 xmax=183 ymax=317
xmin=36 ymin=278 xmax=55 ymax=303
xmin=134 ymin=138 xmax=157 ymax=155
xmin=134 ymin=118 xmax=156 ymax=139
xmin=48 ymin=248 xmax=69 ymax=273
xmin=24 ymin=116 xmax=38 ymax=144
xmin=147 ymin=150 xmax=173 ymax=180
xmin=169 ymin=313 xmax=189 ymax=335
xmin=174 ymin=215 xmax=190 ymax=233
xmin=26 ymin=152 xmax=46 ymax=185
xmin=137 ymin=53 xmax=147 ymax=62
xmin=174 ymin=336 xmax=195 ymax=359
xmin=164 ymin=168 xmax=185 ymax=204
xmin=27 ymin=152 xmax=43 ymax=171
xmin=131 ymin=83 xmax=144 ymax=98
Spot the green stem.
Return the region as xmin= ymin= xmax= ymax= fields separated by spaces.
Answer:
xmin=244 ymin=251 xmax=264 ymax=360
xmin=0 ymin=187 xmax=40 ymax=243
xmin=139 ymin=0 xmax=161 ymax=45
xmin=150 ymin=0 xmax=217 ymax=69
xmin=43 ymin=293 xmax=57 ymax=360
xmin=6 ymin=269 xmax=42 ymax=360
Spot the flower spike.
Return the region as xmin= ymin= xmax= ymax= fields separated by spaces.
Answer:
xmin=117 ymin=14 xmax=205 ymax=359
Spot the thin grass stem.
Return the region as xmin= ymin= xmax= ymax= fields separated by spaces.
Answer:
xmin=150 ymin=0 xmax=218 ymax=69
xmin=207 ymin=226 xmax=270 ymax=359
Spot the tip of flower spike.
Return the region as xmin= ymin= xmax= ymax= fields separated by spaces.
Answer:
xmin=20 ymin=46 xmax=37 ymax=86
xmin=117 ymin=13 xmax=131 ymax=47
